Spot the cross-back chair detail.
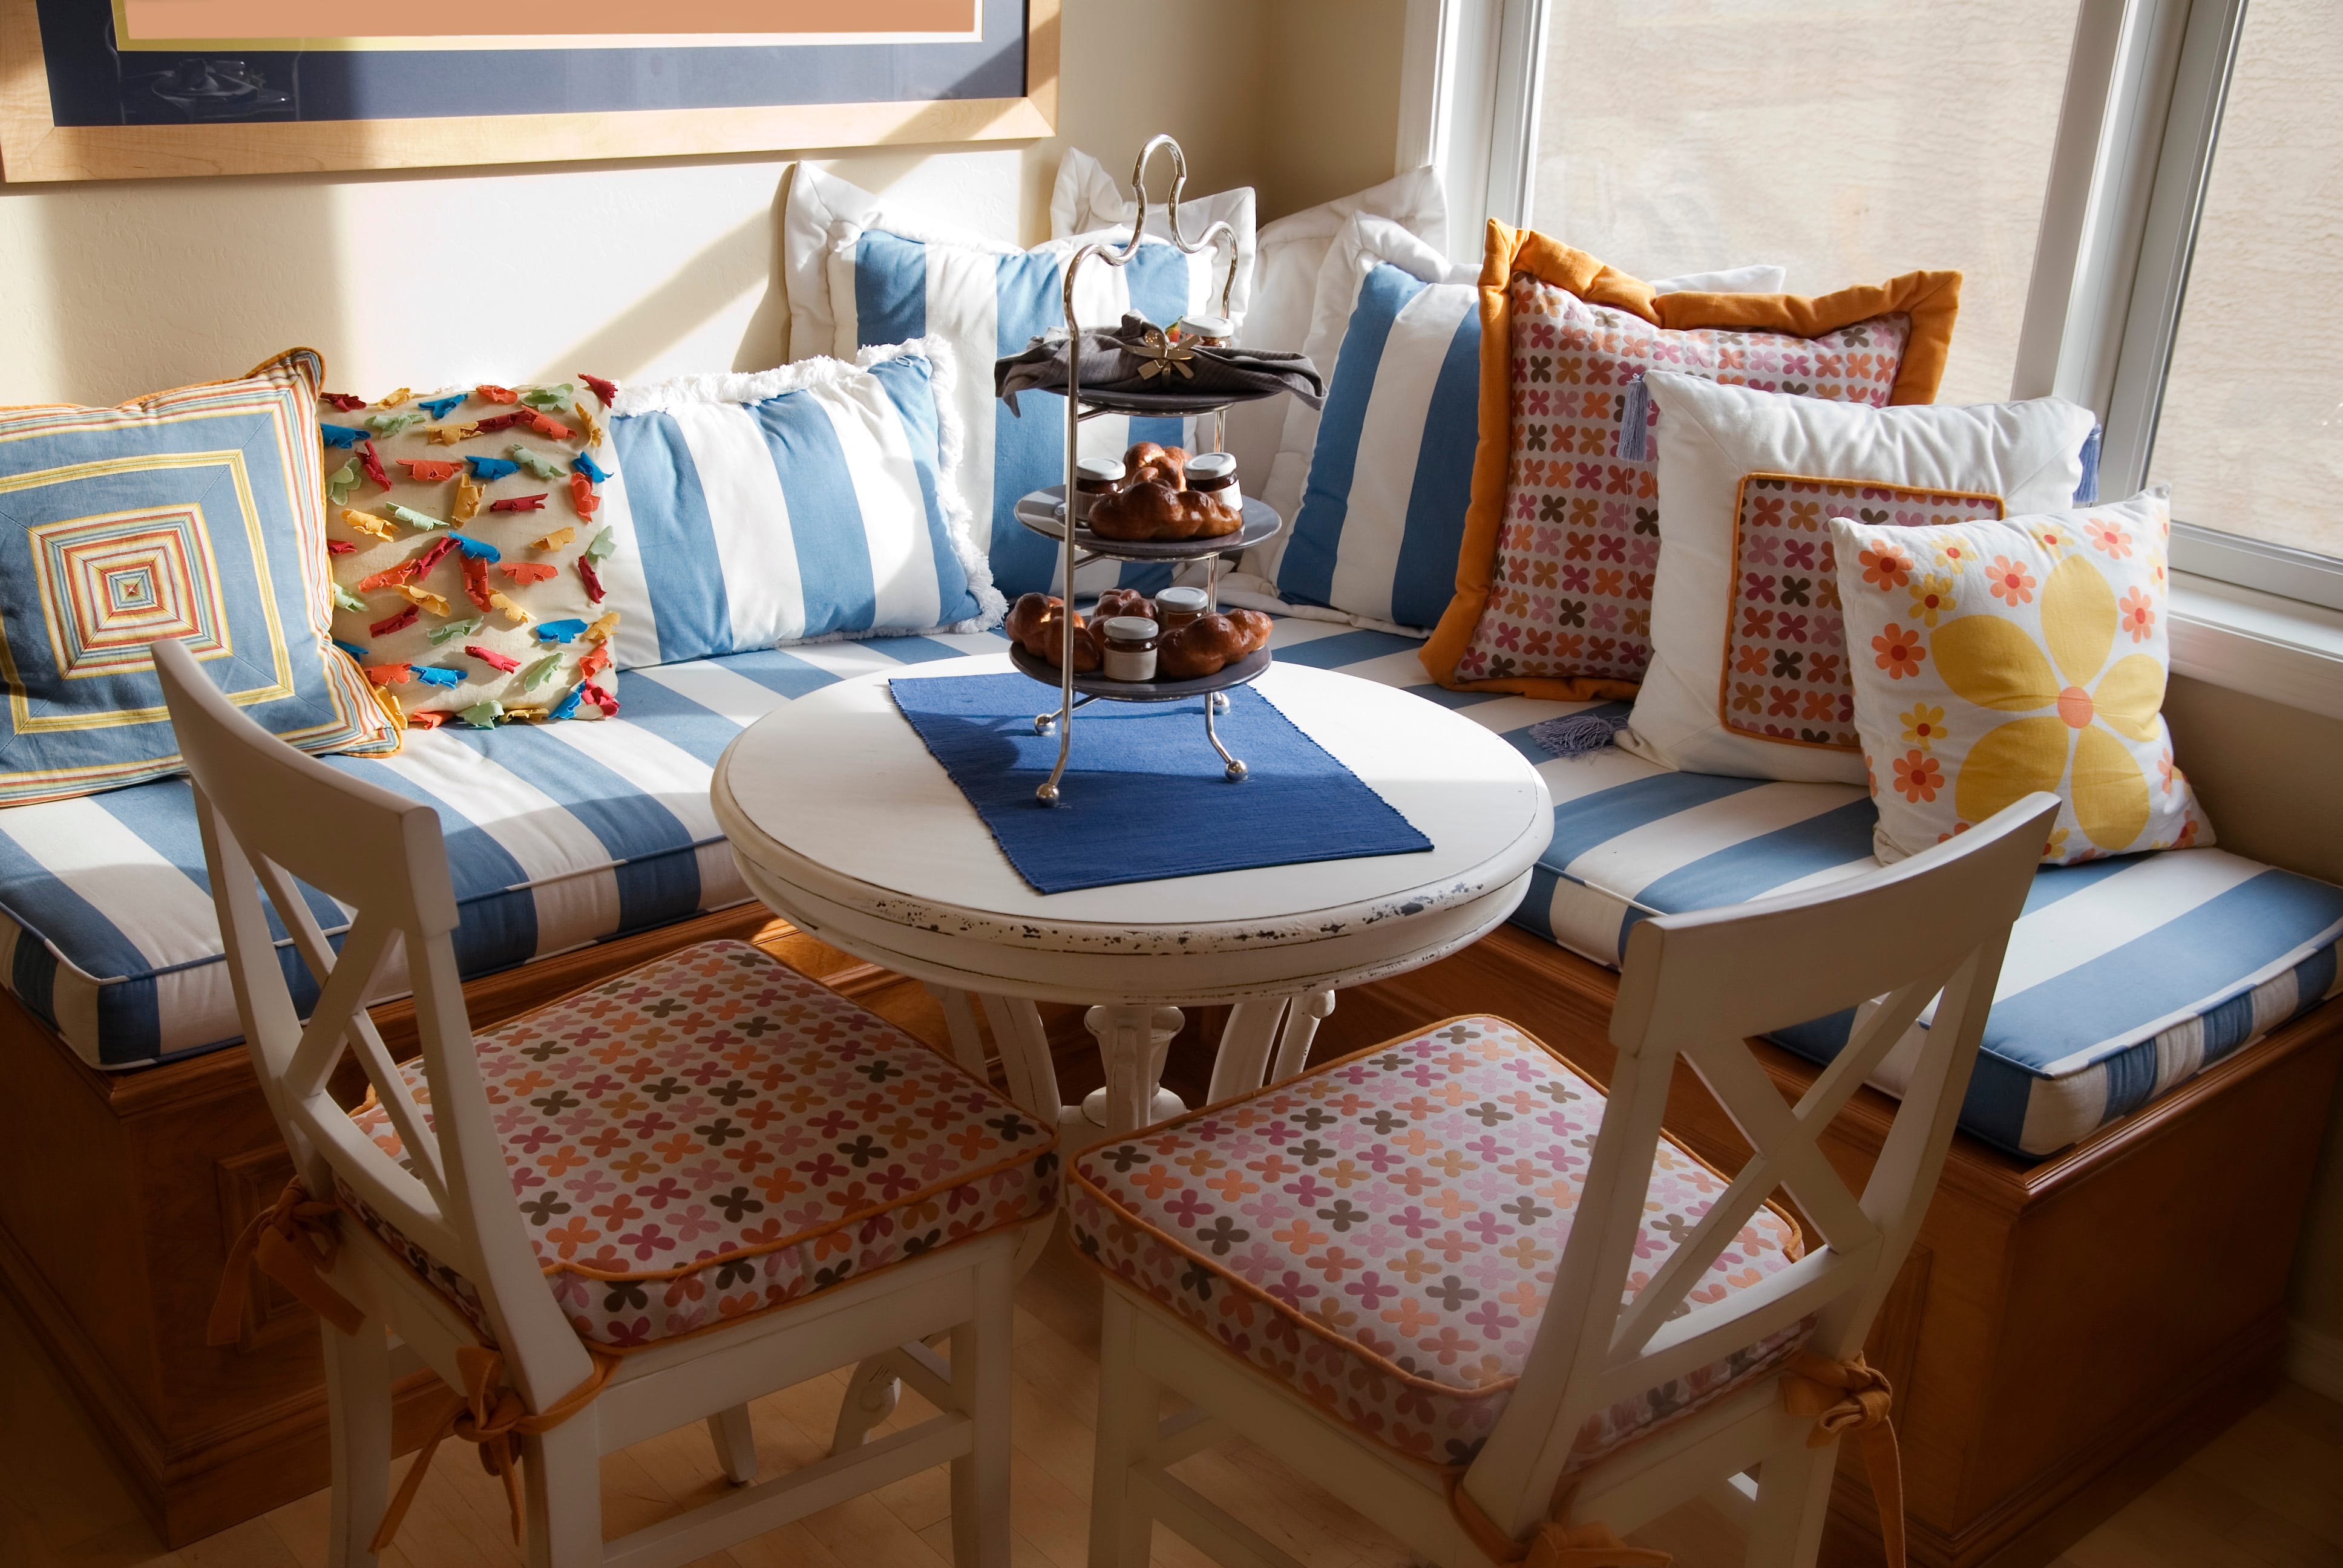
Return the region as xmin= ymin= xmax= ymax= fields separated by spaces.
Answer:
xmin=157 ymin=638 xmax=1035 ymax=1568
xmin=1084 ymin=791 xmax=2057 ymax=1568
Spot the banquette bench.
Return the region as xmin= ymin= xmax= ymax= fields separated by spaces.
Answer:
xmin=0 ymin=619 xmax=2336 ymax=1566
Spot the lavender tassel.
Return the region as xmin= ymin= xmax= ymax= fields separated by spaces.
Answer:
xmin=1530 ymin=709 xmax=1631 ymax=759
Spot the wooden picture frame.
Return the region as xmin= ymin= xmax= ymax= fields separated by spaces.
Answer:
xmin=0 ymin=0 xmax=1058 ymax=183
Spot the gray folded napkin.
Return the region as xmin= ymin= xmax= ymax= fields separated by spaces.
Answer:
xmin=995 ymin=313 xmax=1323 ymax=414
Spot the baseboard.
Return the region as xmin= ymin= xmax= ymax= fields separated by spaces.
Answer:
xmin=2287 ymin=1321 xmax=2343 ymax=1403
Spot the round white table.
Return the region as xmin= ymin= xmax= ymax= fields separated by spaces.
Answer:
xmin=711 ymin=653 xmax=1554 ymax=1140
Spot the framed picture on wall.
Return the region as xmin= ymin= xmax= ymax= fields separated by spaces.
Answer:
xmin=0 ymin=0 xmax=1057 ymax=182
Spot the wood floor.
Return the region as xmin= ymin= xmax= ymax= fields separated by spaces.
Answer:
xmin=0 ymin=1227 xmax=2335 ymax=1568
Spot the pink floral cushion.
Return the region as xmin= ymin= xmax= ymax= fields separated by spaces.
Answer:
xmin=341 ymin=940 xmax=1057 ymax=1349
xmin=1068 ymin=1016 xmax=1807 ymax=1472
xmin=1453 ymin=277 xmax=1910 ymax=690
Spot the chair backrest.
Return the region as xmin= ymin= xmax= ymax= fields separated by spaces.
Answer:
xmin=154 ymin=639 xmax=589 ymax=1402
xmin=1463 ymin=791 xmax=2058 ymax=1533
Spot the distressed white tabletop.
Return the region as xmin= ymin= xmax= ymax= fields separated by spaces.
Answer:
xmin=712 ymin=655 xmax=1553 ymax=1002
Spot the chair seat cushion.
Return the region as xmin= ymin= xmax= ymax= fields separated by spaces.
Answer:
xmin=341 ymin=939 xmax=1057 ymax=1349
xmin=1068 ymin=1014 xmax=1809 ymax=1472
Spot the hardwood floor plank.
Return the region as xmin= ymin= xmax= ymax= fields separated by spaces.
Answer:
xmin=6 ymin=1218 xmax=2338 ymax=1568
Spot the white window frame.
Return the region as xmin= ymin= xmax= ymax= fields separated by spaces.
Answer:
xmin=1399 ymin=0 xmax=2343 ymax=718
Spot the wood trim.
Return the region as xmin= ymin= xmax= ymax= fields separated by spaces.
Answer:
xmin=0 ymin=0 xmax=1056 ymax=183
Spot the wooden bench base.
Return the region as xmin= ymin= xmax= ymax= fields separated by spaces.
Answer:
xmin=3 ymin=912 xmax=2333 ymax=1561
xmin=1294 ymin=926 xmax=2342 ymax=1568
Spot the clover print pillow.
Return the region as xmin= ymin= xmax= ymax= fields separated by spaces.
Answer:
xmin=1831 ymin=489 xmax=2212 ymax=866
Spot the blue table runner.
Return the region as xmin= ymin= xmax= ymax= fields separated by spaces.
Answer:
xmin=888 ymin=673 xmax=1432 ymax=894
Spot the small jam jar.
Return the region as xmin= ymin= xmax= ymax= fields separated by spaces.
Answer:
xmin=1175 ymin=313 xmax=1233 ymax=348
xmin=1073 ymin=456 xmax=1125 ymax=522
xmin=1185 ymin=451 xmax=1240 ymax=514
xmin=1099 ymin=616 xmax=1161 ymax=681
xmin=1153 ymin=586 xmax=1209 ymax=635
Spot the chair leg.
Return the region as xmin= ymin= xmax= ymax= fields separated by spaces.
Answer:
xmin=707 ymin=1403 xmax=758 ymax=1484
xmin=832 ymin=1354 xmax=903 ymax=1454
xmin=322 ymin=1320 xmax=392 ymax=1568
xmin=949 ymin=1250 xmax=1014 ymax=1568
xmin=1087 ymin=1290 xmax=1159 ymax=1568
xmin=1743 ymin=1431 xmax=1836 ymax=1568
xmin=523 ymin=1414 xmax=604 ymax=1568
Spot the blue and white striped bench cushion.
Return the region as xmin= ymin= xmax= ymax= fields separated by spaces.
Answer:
xmin=816 ymin=224 xmax=1222 ymax=601
xmin=604 ymin=341 xmax=1003 ymax=667
xmin=2 ymin=616 xmax=2335 ymax=1161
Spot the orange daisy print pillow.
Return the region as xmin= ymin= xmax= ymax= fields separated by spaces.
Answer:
xmin=1832 ymin=490 xmax=2212 ymax=866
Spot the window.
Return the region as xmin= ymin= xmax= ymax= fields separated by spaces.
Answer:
xmin=2144 ymin=0 xmax=2343 ymax=572
xmin=1435 ymin=0 xmax=2343 ymax=619
xmin=1527 ymin=0 xmax=2080 ymax=405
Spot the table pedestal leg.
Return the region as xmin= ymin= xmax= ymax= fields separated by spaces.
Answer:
xmin=1083 ymin=1004 xmax=1185 ymax=1137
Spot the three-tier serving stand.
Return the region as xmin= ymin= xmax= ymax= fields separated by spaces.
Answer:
xmin=1010 ymin=134 xmax=1291 ymax=805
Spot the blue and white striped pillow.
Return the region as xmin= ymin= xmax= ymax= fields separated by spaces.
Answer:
xmin=806 ymin=219 xmax=1229 ymax=599
xmin=602 ymin=339 xmax=1001 ymax=668
xmin=1236 ymin=217 xmax=1479 ymax=635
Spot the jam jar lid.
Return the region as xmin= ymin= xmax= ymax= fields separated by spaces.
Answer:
xmin=1075 ymin=456 xmax=1127 ymax=486
xmin=1100 ymin=616 xmax=1160 ymax=647
xmin=1176 ymin=313 xmax=1234 ymax=341
xmin=1155 ymin=586 xmax=1209 ymax=614
xmin=1185 ymin=452 xmax=1236 ymax=487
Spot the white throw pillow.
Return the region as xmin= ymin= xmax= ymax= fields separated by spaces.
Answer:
xmin=1049 ymin=146 xmax=1258 ymax=325
xmin=1620 ymin=371 xmax=2099 ymax=783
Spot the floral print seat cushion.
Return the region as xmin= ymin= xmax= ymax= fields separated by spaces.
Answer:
xmin=1069 ymin=1016 xmax=1809 ymax=1473
xmin=339 ymin=940 xmax=1058 ymax=1349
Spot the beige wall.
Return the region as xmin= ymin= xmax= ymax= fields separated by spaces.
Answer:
xmin=0 ymin=0 xmax=1288 ymax=408
xmin=1257 ymin=0 xmax=1408 ymax=220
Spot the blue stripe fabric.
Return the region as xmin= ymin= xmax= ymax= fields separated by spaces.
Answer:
xmin=833 ymin=223 xmax=1218 ymax=599
xmin=991 ymin=250 xmax=1078 ymax=598
xmin=1390 ymin=299 xmax=1484 ymax=629
xmin=754 ymin=388 xmax=878 ymax=637
xmin=1274 ymin=262 xmax=1481 ymax=632
xmin=1 ymin=610 xmax=2337 ymax=1171
xmin=613 ymin=344 xmax=994 ymax=665
xmin=1282 ymin=264 xmax=1423 ymax=609
xmin=611 ymin=410 xmax=736 ymax=662
xmin=854 ymin=232 xmax=929 ymax=347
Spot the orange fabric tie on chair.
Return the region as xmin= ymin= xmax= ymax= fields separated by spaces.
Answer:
xmin=1445 ymin=1472 xmax=1673 ymax=1568
xmin=205 ymin=1179 xmax=366 ymax=1346
xmin=1783 ymin=1351 xmax=1906 ymax=1567
xmin=371 ymin=1342 xmax=620 ymax=1553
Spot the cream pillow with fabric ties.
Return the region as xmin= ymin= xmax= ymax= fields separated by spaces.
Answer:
xmin=1619 ymin=371 xmax=2099 ymax=783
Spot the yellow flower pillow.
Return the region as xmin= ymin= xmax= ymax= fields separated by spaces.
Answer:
xmin=1830 ymin=489 xmax=2212 ymax=865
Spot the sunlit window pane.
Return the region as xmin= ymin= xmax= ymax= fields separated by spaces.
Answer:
xmin=2148 ymin=0 xmax=2343 ymax=564
xmin=1531 ymin=0 xmax=2079 ymax=405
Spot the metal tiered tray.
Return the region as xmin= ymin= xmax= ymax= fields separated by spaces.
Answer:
xmin=1010 ymin=134 xmax=1305 ymax=805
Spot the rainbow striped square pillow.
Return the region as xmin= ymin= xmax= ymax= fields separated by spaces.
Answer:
xmin=0 ymin=349 xmax=394 ymax=806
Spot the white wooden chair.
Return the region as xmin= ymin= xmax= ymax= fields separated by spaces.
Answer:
xmin=154 ymin=638 xmax=1052 ymax=1568
xmin=1076 ymin=792 xmax=2059 ymax=1568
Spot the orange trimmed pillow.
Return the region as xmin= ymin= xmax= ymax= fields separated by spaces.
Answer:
xmin=1418 ymin=223 xmax=1959 ymax=701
